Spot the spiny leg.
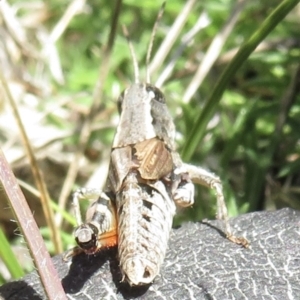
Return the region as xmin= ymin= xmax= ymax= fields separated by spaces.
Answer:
xmin=179 ymin=163 xmax=249 ymax=248
xmin=72 ymin=188 xmax=108 ymax=226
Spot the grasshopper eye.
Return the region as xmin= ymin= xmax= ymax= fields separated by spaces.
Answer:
xmin=146 ymin=84 xmax=166 ymax=104
xmin=117 ymin=90 xmax=126 ymax=114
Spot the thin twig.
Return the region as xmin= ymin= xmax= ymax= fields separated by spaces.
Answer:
xmin=0 ymin=149 xmax=67 ymax=300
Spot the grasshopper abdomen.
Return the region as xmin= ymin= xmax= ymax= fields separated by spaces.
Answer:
xmin=117 ymin=172 xmax=175 ymax=285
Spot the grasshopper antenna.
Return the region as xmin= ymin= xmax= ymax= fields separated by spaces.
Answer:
xmin=122 ymin=24 xmax=140 ymax=84
xmin=146 ymin=2 xmax=166 ymax=84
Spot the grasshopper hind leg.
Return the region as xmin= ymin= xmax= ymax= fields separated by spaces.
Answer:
xmin=175 ymin=164 xmax=249 ymax=248
xmin=172 ymin=170 xmax=195 ymax=207
xmin=64 ymin=188 xmax=118 ymax=261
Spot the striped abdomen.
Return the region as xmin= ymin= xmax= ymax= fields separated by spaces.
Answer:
xmin=117 ymin=172 xmax=175 ymax=285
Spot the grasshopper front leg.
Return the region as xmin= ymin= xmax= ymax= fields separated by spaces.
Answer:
xmin=64 ymin=188 xmax=118 ymax=260
xmin=173 ymin=164 xmax=249 ymax=248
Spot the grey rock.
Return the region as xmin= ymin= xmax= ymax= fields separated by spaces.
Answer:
xmin=1 ymin=208 xmax=299 ymax=299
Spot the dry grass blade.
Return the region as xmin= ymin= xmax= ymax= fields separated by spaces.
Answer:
xmin=50 ymin=0 xmax=86 ymax=43
xmin=0 ymin=71 xmax=62 ymax=254
xmin=148 ymin=0 xmax=196 ymax=76
xmin=40 ymin=0 xmax=87 ymax=85
xmin=41 ymin=0 xmax=87 ymax=84
xmin=155 ymin=11 xmax=210 ymax=88
xmin=56 ymin=0 xmax=123 ymax=227
xmin=0 ymin=149 xmax=67 ymax=300
xmin=41 ymin=34 xmax=65 ymax=84
xmin=0 ymin=0 xmax=39 ymax=57
xmin=182 ymin=0 xmax=247 ymax=103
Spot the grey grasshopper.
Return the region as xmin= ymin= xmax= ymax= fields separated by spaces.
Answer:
xmin=65 ymin=5 xmax=248 ymax=286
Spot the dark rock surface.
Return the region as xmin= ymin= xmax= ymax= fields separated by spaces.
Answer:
xmin=1 ymin=208 xmax=300 ymax=299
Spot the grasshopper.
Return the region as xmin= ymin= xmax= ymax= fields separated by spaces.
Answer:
xmin=65 ymin=4 xmax=248 ymax=286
